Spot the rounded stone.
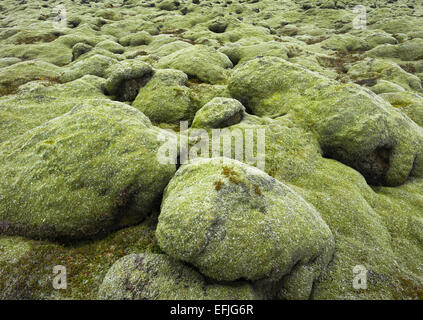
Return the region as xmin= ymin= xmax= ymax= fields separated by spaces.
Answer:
xmin=156 ymin=157 xmax=335 ymax=282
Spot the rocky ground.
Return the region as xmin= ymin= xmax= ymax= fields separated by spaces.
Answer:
xmin=0 ymin=0 xmax=423 ymax=300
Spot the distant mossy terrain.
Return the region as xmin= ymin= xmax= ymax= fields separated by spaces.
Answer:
xmin=1 ymin=0 xmax=423 ymax=300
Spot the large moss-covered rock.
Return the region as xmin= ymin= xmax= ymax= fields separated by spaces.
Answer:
xmin=98 ymin=253 xmax=260 ymax=300
xmin=119 ymin=31 xmax=152 ymax=47
xmin=96 ymin=40 xmax=125 ymax=54
xmin=0 ymin=100 xmax=176 ymax=241
xmin=0 ymin=42 xmax=73 ymax=66
xmin=156 ymin=45 xmax=233 ymax=84
xmin=132 ymin=69 xmax=192 ymax=124
xmin=320 ymin=34 xmax=369 ymax=53
xmin=228 ymin=56 xmax=423 ymax=186
xmin=156 ymin=157 xmax=334 ymax=293
xmin=191 ymin=97 xmax=245 ymax=128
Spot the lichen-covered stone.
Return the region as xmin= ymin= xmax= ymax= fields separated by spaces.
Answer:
xmin=98 ymin=253 xmax=260 ymax=300
xmin=156 ymin=157 xmax=334 ymax=289
xmin=191 ymin=97 xmax=245 ymax=128
xmin=0 ymin=100 xmax=176 ymax=241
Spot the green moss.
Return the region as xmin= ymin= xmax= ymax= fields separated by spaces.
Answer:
xmin=156 ymin=45 xmax=233 ymax=84
xmin=156 ymin=157 xmax=334 ymax=299
xmin=0 ymin=61 xmax=62 ymax=96
xmin=98 ymin=252 xmax=260 ymax=300
xmin=0 ymin=99 xmax=176 ymax=241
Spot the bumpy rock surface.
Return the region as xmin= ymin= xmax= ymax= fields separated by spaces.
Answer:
xmin=157 ymin=158 xmax=334 ymax=293
xmin=98 ymin=253 xmax=260 ymax=300
xmin=1 ymin=0 xmax=423 ymax=301
xmin=0 ymin=100 xmax=176 ymax=241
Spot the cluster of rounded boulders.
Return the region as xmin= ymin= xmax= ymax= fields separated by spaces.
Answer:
xmin=1 ymin=0 xmax=423 ymax=301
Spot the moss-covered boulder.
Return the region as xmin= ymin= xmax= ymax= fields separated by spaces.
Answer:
xmin=98 ymin=253 xmax=260 ymax=300
xmin=365 ymin=33 xmax=398 ymax=49
xmin=149 ymin=39 xmax=192 ymax=58
xmin=219 ymin=41 xmax=289 ymax=66
xmin=96 ymin=40 xmax=125 ymax=54
xmin=228 ymin=56 xmax=423 ymax=186
xmin=119 ymin=31 xmax=152 ymax=47
xmin=59 ymin=54 xmax=117 ymax=83
xmin=0 ymin=75 xmax=108 ymax=144
xmin=72 ymin=43 xmax=93 ymax=61
xmin=347 ymin=58 xmax=423 ymax=93
xmin=366 ymin=39 xmax=423 ymax=61
xmin=0 ymin=213 xmax=161 ymax=300
xmin=132 ymin=68 xmax=192 ymax=124
xmin=0 ymin=57 xmax=21 ymax=69
xmin=156 ymin=45 xmax=233 ymax=84
xmin=320 ymin=34 xmax=369 ymax=53
xmin=191 ymin=97 xmax=245 ymax=128
xmin=370 ymin=80 xmax=406 ymax=95
xmin=105 ymin=60 xmax=153 ymax=101
xmin=0 ymin=100 xmax=176 ymax=241
xmin=156 ymin=157 xmax=334 ymax=294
